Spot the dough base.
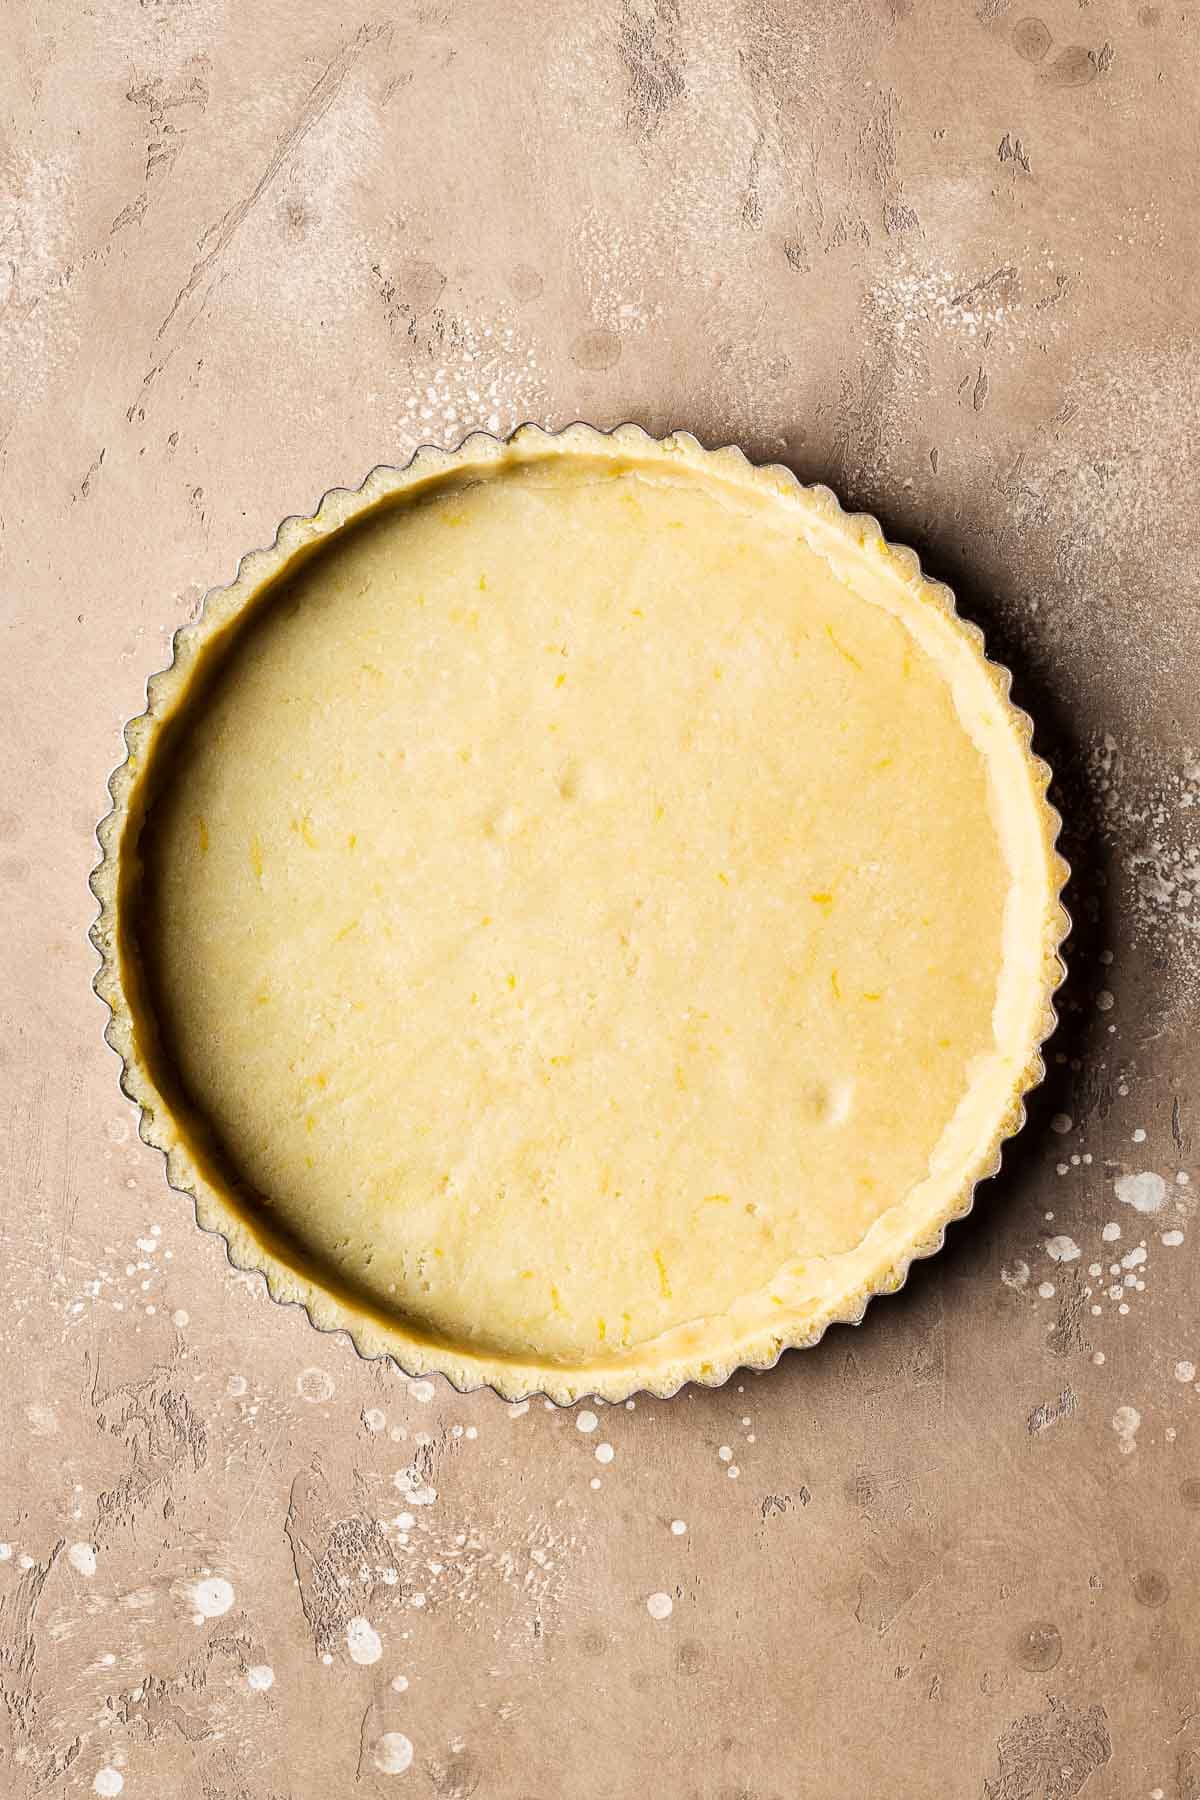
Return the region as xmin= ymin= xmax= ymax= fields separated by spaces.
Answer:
xmin=94 ymin=427 xmax=1067 ymax=1400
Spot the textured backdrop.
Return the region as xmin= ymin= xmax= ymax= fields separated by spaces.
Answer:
xmin=2 ymin=2 xmax=1198 ymax=1795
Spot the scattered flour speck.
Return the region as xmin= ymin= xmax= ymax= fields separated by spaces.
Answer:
xmin=189 ymin=1576 xmax=234 ymax=1619
xmin=1045 ymin=1236 xmax=1080 ymax=1263
xmin=373 ymin=1731 xmax=414 ymax=1775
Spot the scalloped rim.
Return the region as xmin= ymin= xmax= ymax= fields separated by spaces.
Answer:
xmin=90 ymin=422 xmax=1070 ymax=1406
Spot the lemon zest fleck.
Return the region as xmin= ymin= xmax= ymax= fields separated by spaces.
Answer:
xmin=825 ymin=623 xmax=862 ymax=670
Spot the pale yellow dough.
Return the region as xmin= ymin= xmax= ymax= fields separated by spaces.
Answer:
xmin=98 ymin=427 xmax=1065 ymax=1401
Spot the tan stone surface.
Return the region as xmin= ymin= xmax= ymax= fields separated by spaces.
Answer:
xmin=1 ymin=3 xmax=1198 ymax=1795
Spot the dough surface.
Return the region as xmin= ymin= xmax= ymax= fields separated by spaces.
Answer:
xmin=112 ymin=433 xmax=1063 ymax=1396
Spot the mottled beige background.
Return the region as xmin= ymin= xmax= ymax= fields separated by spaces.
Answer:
xmin=2 ymin=2 xmax=1199 ymax=1795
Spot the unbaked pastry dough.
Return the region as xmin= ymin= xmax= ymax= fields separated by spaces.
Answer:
xmin=93 ymin=426 xmax=1067 ymax=1401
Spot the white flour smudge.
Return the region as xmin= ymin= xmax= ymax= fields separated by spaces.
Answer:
xmin=1115 ymin=1172 xmax=1167 ymax=1214
xmin=1112 ymin=1405 xmax=1142 ymax=1455
xmin=247 ymin=1664 xmax=275 ymax=1690
xmin=296 ymin=1367 xmax=335 ymax=1403
xmin=1045 ymin=1236 xmax=1080 ymax=1263
xmin=1085 ymin=730 xmax=1200 ymax=1014
xmin=189 ymin=1576 xmax=234 ymax=1619
xmin=392 ymin=1467 xmax=437 ymax=1506
xmin=346 ymin=1616 xmax=383 ymax=1665
xmin=646 ymin=1591 xmax=673 ymax=1620
xmin=68 ymin=1542 xmax=96 ymax=1578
